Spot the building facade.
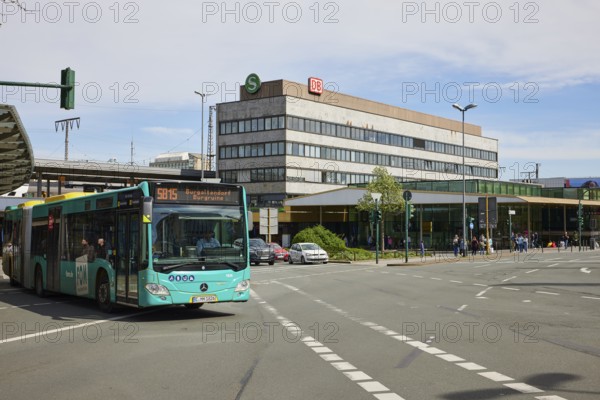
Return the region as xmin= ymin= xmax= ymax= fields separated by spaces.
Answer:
xmin=217 ymin=79 xmax=498 ymax=208
xmin=150 ymin=152 xmax=206 ymax=170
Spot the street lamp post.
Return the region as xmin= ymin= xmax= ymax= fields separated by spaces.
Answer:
xmin=452 ymin=103 xmax=477 ymax=257
xmin=194 ymin=91 xmax=207 ymax=181
xmin=371 ymin=192 xmax=382 ymax=264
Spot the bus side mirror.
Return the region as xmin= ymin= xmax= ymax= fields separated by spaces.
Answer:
xmin=143 ymin=197 xmax=153 ymax=224
xmin=247 ymin=211 xmax=253 ymax=231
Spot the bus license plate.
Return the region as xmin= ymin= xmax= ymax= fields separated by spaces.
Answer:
xmin=191 ymin=295 xmax=218 ymax=303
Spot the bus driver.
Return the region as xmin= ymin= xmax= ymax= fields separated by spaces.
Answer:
xmin=196 ymin=231 xmax=220 ymax=255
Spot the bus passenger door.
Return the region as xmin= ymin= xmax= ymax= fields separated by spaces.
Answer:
xmin=46 ymin=207 xmax=61 ymax=292
xmin=116 ymin=211 xmax=140 ymax=304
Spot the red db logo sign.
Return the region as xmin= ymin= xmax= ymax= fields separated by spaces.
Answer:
xmin=308 ymin=77 xmax=323 ymax=95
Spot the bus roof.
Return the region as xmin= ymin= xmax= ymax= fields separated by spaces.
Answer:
xmin=18 ymin=200 xmax=44 ymax=208
xmin=45 ymin=192 xmax=92 ymax=204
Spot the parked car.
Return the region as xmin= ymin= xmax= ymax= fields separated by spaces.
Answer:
xmin=268 ymin=242 xmax=289 ymax=262
xmin=248 ymin=238 xmax=275 ymax=265
xmin=288 ymin=242 xmax=329 ymax=264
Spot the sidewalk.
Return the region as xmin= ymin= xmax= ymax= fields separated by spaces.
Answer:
xmin=346 ymin=246 xmax=598 ymax=267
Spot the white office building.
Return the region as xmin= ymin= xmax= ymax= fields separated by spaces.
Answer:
xmin=217 ymin=78 xmax=498 ymax=207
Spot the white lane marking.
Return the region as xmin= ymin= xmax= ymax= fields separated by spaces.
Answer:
xmin=476 ymin=287 xmax=493 ymax=297
xmin=321 ymin=354 xmax=343 ymax=361
xmin=502 ymin=276 xmax=517 ymax=282
xmin=473 ymin=263 xmax=490 ymax=268
xmin=358 ymin=381 xmax=389 ymax=393
xmin=371 ymin=325 xmax=389 ymax=331
xmin=523 ymin=300 xmax=532 ymax=303
xmin=383 ymin=330 xmax=399 ymax=335
xmin=343 ymin=371 xmax=372 ymax=381
xmin=406 ymin=341 xmax=429 ymax=348
xmin=502 ymin=287 xmax=520 ymax=291
xmin=547 ymin=263 xmax=559 ymax=268
xmin=436 ymin=354 xmax=465 ymax=362
xmin=430 ymin=277 xmax=442 ymax=281
xmin=457 ymin=304 xmax=468 ymax=312
xmin=535 ymin=291 xmax=559 ymax=296
xmin=580 ymin=267 xmax=591 ymax=274
xmin=535 ymin=396 xmax=568 ymax=400
xmin=374 ymin=393 xmax=407 ymax=400
xmin=311 ymin=347 xmax=333 ymax=353
xmin=504 ymin=382 xmax=544 ymax=393
xmin=456 ymin=362 xmax=486 ymax=371
xmin=331 ymin=362 xmax=357 ymax=371
xmin=473 ymin=283 xmax=488 ymax=287
xmin=478 ymin=371 xmax=514 ymax=382
xmin=582 ymin=296 xmax=600 ymax=300
xmin=525 ymin=269 xmax=539 ymax=274
xmin=253 ymin=290 xmax=405 ymax=400
xmin=450 ymin=280 xmax=463 ymax=284
xmin=421 ymin=346 xmax=446 ymax=355
xmin=412 ymin=275 xmax=423 ymax=278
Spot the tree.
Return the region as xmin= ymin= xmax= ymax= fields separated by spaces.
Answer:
xmin=292 ymin=225 xmax=345 ymax=254
xmin=356 ymin=167 xmax=405 ymax=251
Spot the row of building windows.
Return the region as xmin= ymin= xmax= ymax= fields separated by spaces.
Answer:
xmin=220 ymin=167 xmax=286 ymax=184
xmin=219 ymin=115 xmax=497 ymax=163
xmin=219 ymin=166 xmax=493 ymax=185
xmin=219 ymin=141 xmax=497 ymax=179
xmin=220 ymin=142 xmax=285 ymax=159
xmin=220 ymin=115 xmax=286 ymax=134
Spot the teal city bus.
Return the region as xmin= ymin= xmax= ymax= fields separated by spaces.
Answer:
xmin=2 ymin=181 xmax=251 ymax=312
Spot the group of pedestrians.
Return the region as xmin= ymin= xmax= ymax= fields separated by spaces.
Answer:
xmin=511 ymin=232 xmax=529 ymax=252
xmin=452 ymin=234 xmax=492 ymax=256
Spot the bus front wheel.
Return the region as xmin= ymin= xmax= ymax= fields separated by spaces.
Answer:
xmin=96 ymin=271 xmax=113 ymax=313
xmin=34 ymin=266 xmax=45 ymax=297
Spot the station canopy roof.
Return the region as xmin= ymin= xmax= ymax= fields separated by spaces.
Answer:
xmin=0 ymin=105 xmax=34 ymax=195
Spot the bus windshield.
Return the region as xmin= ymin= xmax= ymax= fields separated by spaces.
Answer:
xmin=151 ymin=204 xmax=247 ymax=271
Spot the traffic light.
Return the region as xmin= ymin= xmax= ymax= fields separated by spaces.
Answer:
xmin=60 ymin=67 xmax=75 ymax=110
xmin=408 ymin=204 xmax=415 ymax=219
xmin=376 ymin=210 xmax=382 ymax=222
xmin=578 ymin=203 xmax=584 ymax=228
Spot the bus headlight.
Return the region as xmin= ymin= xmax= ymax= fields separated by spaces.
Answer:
xmin=235 ymin=280 xmax=250 ymax=292
xmin=145 ymin=283 xmax=171 ymax=296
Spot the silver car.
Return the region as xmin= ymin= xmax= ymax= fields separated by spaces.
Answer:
xmin=288 ymin=242 xmax=329 ymax=264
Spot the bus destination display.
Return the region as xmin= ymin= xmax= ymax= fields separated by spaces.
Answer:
xmin=154 ymin=183 xmax=240 ymax=205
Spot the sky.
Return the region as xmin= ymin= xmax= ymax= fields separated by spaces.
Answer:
xmin=1 ymin=0 xmax=599 ymax=180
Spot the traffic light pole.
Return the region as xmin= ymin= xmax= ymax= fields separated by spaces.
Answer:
xmin=0 ymin=68 xmax=76 ymax=109
xmin=405 ymin=201 xmax=409 ymax=263
xmin=376 ymin=209 xmax=380 ymax=265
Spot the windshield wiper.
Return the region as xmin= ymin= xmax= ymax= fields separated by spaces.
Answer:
xmin=159 ymin=262 xmax=199 ymax=272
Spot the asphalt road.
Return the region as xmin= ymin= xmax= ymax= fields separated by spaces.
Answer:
xmin=1 ymin=248 xmax=599 ymax=400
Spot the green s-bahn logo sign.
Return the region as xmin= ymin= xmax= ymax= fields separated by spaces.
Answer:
xmin=244 ymin=73 xmax=261 ymax=94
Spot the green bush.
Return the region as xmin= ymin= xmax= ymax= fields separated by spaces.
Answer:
xmin=291 ymin=225 xmax=346 ymax=254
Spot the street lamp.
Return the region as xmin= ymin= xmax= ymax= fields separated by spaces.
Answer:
xmin=371 ymin=192 xmax=382 ymax=264
xmin=194 ymin=91 xmax=208 ymax=181
xmin=452 ymin=103 xmax=477 ymax=256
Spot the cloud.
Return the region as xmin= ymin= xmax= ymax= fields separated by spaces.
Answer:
xmin=141 ymin=126 xmax=196 ymax=136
